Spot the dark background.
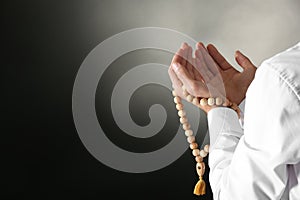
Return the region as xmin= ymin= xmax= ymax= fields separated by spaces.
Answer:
xmin=3 ymin=0 xmax=300 ymax=199
xmin=3 ymin=1 xmax=210 ymax=199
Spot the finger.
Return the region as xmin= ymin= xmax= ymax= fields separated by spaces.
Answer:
xmin=192 ymin=60 xmax=204 ymax=81
xmin=195 ymin=49 xmax=214 ymax=82
xmin=207 ymin=44 xmax=232 ymax=70
xmin=195 ymin=54 xmax=226 ymax=98
xmin=235 ymin=50 xmax=256 ymax=70
xmin=171 ymin=48 xmax=183 ymax=64
xmin=198 ymin=44 xmax=220 ymax=76
xmin=186 ymin=45 xmax=195 ymax=79
xmin=180 ymin=43 xmax=188 ymax=66
xmin=171 ymin=43 xmax=188 ymax=64
xmin=168 ymin=67 xmax=183 ymax=96
xmin=172 ymin=62 xmax=209 ymax=97
xmin=196 ymin=42 xmax=206 ymax=51
xmin=192 ymin=47 xmax=205 ymax=82
xmin=168 ymin=67 xmax=182 ymax=88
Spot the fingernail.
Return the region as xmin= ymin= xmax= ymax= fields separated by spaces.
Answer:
xmin=236 ymin=50 xmax=245 ymax=57
xmin=197 ymin=42 xmax=204 ymax=49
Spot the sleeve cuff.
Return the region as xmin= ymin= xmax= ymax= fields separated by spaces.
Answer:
xmin=207 ymin=107 xmax=244 ymax=147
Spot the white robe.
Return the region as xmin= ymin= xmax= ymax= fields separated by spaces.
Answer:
xmin=208 ymin=42 xmax=300 ymax=200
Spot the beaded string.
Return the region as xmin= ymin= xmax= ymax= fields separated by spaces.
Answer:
xmin=172 ymin=85 xmax=241 ymax=196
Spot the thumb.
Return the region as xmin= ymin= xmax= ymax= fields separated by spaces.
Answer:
xmin=235 ymin=50 xmax=256 ymax=70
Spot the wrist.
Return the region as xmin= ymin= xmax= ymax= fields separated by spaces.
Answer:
xmin=206 ymin=105 xmax=240 ymax=118
xmin=197 ymin=98 xmax=241 ymax=118
xmin=179 ymin=86 xmax=241 ymax=118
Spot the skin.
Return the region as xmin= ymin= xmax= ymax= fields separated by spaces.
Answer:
xmin=168 ymin=42 xmax=257 ymax=113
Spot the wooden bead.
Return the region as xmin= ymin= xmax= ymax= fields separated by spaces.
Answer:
xmin=215 ymin=97 xmax=223 ymax=106
xmin=200 ymin=149 xmax=208 ymax=158
xmin=208 ymin=97 xmax=215 ymax=106
xmin=172 ymin=90 xmax=177 ymax=97
xmin=223 ymin=98 xmax=230 ymax=106
xmin=192 ymin=97 xmax=200 ymax=106
xmin=204 ymin=144 xmax=210 ymax=153
xmin=186 ymin=95 xmax=193 ymax=102
xmin=192 ymin=149 xmax=200 ymax=156
xmin=174 ymin=96 xmax=181 ymax=104
xmin=178 ymin=110 xmax=186 ymax=117
xmin=185 ymin=129 xmax=193 ymax=136
xmin=172 ymin=87 xmax=211 ymax=171
xmin=183 ymin=123 xmax=191 ymax=130
xmin=176 ymin=103 xmax=183 ymax=110
xmin=190 ymin=142 xmax=198 ymax=150
xmin=183 ymin=90 xmax=189 ymax=97
xmin=187 ymin=136 xmax=195 ymax=143
xmin=182 ymin=86 xmax=188 ymax=97
xmin=182 ymin=90 xmax=189 ymax=97
xmin=231 ymin=103 xmax=238 ymax=110
xmin=195 ymin=156 xmax=203 ymax=163
xmin=196 ymin=162 xmax=205 ymax=177
xmin=180 ymin=117 xmax=188 ymax=124
xmin=200 ymin=98 xmax=208 ymax=106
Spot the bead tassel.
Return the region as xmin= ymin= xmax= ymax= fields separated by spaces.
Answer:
xmin=194 ymin=162 xmax=206 ymax=195
xmin=194 ymin=176 xmax=206 ymax=195
xmin=172 ymin=84 xmax=240 ymax=196
xmin=172 ymin=89 xmax=209 ymax=196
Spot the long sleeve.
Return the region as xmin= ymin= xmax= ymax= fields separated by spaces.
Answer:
xmin=207 ymin=107 xmax=243 ymax=199
xmin=207 ymin=53 xmax=300 ymax=200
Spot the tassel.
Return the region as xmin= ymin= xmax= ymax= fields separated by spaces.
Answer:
xmin=194 ymin=162 xmax=206 ymax=195
xmin=193 ymin=176 xmax=206 ymax=195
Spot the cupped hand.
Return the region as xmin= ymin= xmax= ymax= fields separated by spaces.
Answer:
xmin=168 ymin=43 xmax=213 ymax=113
xmin=204 ymin=43 xmax=257 ymax=105
xmin=168 ymin=43 xmax=209 ymax=98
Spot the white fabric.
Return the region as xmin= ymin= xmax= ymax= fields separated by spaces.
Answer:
xmin=207 ymin=42 xmax=300 ymax=200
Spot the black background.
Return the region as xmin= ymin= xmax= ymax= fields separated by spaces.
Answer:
xmin=3 ymin=1 xmax=212 ymax=199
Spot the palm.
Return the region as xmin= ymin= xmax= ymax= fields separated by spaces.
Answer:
xmin=221 ymin=66 xmax=255 ymax=104
xmin=194 ymin=43 xmax=256 ymax=105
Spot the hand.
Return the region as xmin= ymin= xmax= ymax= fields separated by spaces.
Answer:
xmin=205 ymin=43 xmax=257 ymax=105
xmin=170 ymin=42 xmax=256 ymax=107
xmin=168 ymin=43 xmax=213 ymax=113
xmin=168 ymin=43 xmax=208 ymax=97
